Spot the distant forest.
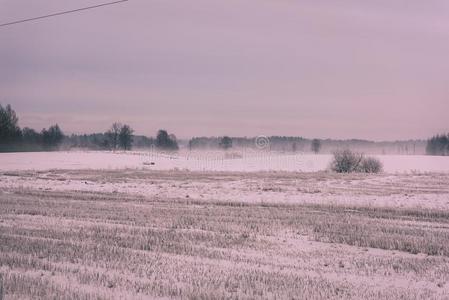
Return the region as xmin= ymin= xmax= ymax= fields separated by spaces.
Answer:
xmin=189 ymin=136 xmax=427 ymax=155
xmin=0 ymin=104 xmax=177 ymax=152
xmin=426 ymin=134 xmax=449 ymax=156
xmin=0 ymin=103 xmax=446 ymax=155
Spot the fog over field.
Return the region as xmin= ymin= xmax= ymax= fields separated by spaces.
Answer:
xmin=1 ymin=151 xmax=449 ymax=173
xmin=1 ymin=0 xmax=449 ymax=299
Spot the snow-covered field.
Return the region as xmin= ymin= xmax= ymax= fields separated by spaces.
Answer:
xmin=1 ymin=169 xmax=449 ymax=299
xmin=1 ymin=152 xmax=449 ymax=299
xmin=1 ymin=150 xmax=449 ymax=173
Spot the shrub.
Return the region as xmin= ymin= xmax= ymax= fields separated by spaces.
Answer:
xmin=359 ymin=157 xmax=383 ymax=173
xmin=330 ymin=149 xmax=363 ymax=173
xmin=330 ymin=149 xmax=382 ymax=173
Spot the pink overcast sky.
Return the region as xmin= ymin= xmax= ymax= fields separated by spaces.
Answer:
xmin=1 ymin=0 xmax=448 ymax=140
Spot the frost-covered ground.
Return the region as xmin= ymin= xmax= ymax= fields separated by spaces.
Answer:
xmin=0 ymin=150 xmax=449 ymax=173
xmin=1 ymin=152 xmax=449 ymax=299
xmin=1 ymin=169 xmax=449 ymax=210
xmin=1 ymin=169 xmax=449 ymax=299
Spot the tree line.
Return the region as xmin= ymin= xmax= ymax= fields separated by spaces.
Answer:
xmin=188 ymin=136 xmax=427 ymax=154
xmin=69 ymin=128 xmax=178 ymax=151
xmin=426 ymin=134 xmax=449 ymax=156
xmin=0 ymin=104 xmax=64 ymax=152
xmin=2 ymin=103 xmax=443 ymax=155
xmin=191 ymin=136 xmax=322 ymax=153
xmin=0 ymin=104 xmax=179 ymax=152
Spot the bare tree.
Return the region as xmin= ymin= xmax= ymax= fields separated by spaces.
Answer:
xmin=156 ymin=130 xmax=178 ymax=150
xmin=119 ymin=124 xmax=134 ymax=150
xmin=105 ymin=122 xmax=122 ymax=150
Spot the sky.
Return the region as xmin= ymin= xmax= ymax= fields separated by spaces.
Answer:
xmin=1 ymin=0 xmax=448 ymax=140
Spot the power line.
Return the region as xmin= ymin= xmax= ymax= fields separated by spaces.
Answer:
xmin=0 ymin=0 xmax=129 ymax=28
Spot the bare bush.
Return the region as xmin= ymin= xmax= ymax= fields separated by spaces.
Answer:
xmin=330 ymin=150 xmax=382 ymax=173
xmin=360 ymin=157 xmax=383 ymax=173
xmin=330 ymin=149 xmax=364 ymax=173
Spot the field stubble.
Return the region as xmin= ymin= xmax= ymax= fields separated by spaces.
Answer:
xmin=1 ymin=170 xmax=449 ymax=299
